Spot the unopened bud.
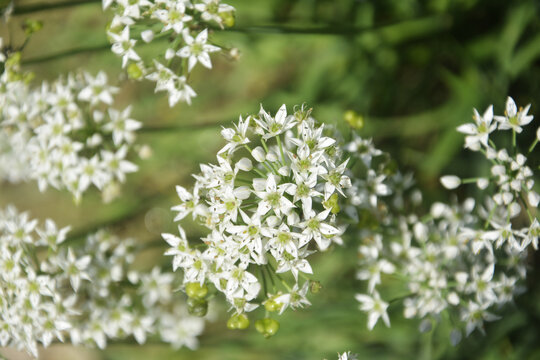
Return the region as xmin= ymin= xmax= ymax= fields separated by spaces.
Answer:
xmin=127 ymin=63 xmax=144 ymax=80
xmin=187 ymin=297 xmax=208 ymax=317
xmin=344 ymin=110 xmax=364 ymax=130
xmin=227 ymin=313 xmax=250 ymax=330
xmin=309 ymin=280 xmax=322 ymax=294
xmin=185 ymin=282 xmax=209 ymax=299
xmin=255 ymin=318 xmax=280 ymax=338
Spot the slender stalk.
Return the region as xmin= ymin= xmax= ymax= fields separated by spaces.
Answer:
xmin=276 ymin=135 xmax=286 ymax=166
xmin=22 ymin=42 xmax=111 ymax=65
xmin=140 ymin=122 xmax=228 ymax=133
xmin=13 ymin=0 xmax=101 ymax=15
xmin=529 ymin=138 xmax=538 ymax=153
xmin=221 ymin=15 xmax=450 ymax=37
xmin=22 ymin=15 xmax=451 ymax=64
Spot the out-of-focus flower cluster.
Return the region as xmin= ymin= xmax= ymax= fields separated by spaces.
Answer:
xmin=0 ymin=205 xmax=205 ymax=357
xmin=348 ymin=97 xmax=539 ymax=345
xmin=337 ymin=352 xmax=358 ymax=360
xmin=0 ymin=47 xmax=140 ymax=203
xmin=104 ymin=0 xmax=236 ymax=107
xmin=163 ymin=104 xmax=350 ymax=337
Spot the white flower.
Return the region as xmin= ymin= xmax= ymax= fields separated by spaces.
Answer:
xmin=78 ymin=71 xmax=118 ymax=105
xmin=110 ymin=27 xmax=140 ymax=68
xmin=106 ymin=106 xmax=141 ymax=145
xmin=457 ymin=106 xmax=496 ymax=150
xmin=355 ymin=291 xmax=390 ymax=330
xmin=154 ymin=2 xmax=192 ymax=34
xmin=461 ymin=301 xmax=500 ymax=336
xmin=253 ymin=174 xmax=295 ymax=217
xmin=494 ymin=97 xmax=533 ymax=133
xmin=255 ymin=104 xmax=297 ymax=139
xmin=163 ymin=105 xmax=348 ymax=322
xmin=177 ymin=29 xmax=220 ymax=72
xmin=338 ymin=352 xmax=359 ymax=360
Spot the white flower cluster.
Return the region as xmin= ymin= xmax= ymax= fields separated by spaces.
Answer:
xmin=349 ymin=97 xmax=539 ymax=344
xmin=0 ymin=50 xmax=140 ymax=203
xmin=447 ymin=97 xmax=539 ymax=216
xmin=104 ymin=0 xmax=235 ymax=106
xmin=163 ymin=104 xmax=350 ymax=336
xmin=337 ymin=352 xmax=358 ymax=360
xmin=0 ymin=205 xmax=205 ymax=357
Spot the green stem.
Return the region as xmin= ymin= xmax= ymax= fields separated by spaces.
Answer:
xmin=421 ymin=330 xmax=433 ymax=360
xmin=261 ymin=138 xmax=269 ymax=153
xmin=484 ymin=204 xmax=497 ymax=230
xmin=22 ymin=15 xmax=451 ymax=64
xmin=22 ymin=42 xmax=111 ymax=65
xmin=276 ymin=135 xmax=287 ymax=166
xmin=529 ymin=138 xmax=538 ymax=153
xmin=220 ymin=15 xmax=450 ymax=38
xmin=259 ymin=266 xmax=268 ymax=296
xmin=13 ymin=0 xmax=100 ymax=15
xmin=140 ymin=122 xmax=228 ymax=133
xmin=518 ymin=192 xmax=535 ymax=223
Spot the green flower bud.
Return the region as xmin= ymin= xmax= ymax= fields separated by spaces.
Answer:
xmin=127 ymin=63 xmax=144 ymax=80
xmin=23 ymin=20 xmax=43 ymax=36
xmin=255 ymin=318 xmax=280 ymax=338
xmin=263 ymin=298 xmax=283 ymax=312
xmin=187 ymin=297 xmax=208 ymax=317
xmin=344 ymin=110 xmax=364 ymax=130
xmin=323 ymin=193 xmax=340 ymax=214
xmin=309 ymin=280 xmax=322 ymax=294
xmin=220 ymin=11 xmax=235 ymax=28
xmin=227 ymin=313 xmax=250 ymax=330
xmin=185 ymin=282 xmax=209 ymax=299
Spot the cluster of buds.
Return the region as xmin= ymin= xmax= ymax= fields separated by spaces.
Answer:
xmin=0 ymin=47 xmax=141 ymax=203
xmin=163 ymin=104 xmax=350 ymax=337
xmin=104 ymin=0 xmax=236 ymax=106
xmin=0 ymin=205 xmax=205 ymax=357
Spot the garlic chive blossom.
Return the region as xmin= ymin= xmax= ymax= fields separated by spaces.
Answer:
xmin=348 ymin=97 xmax=539 ymax=344
xmin=104 ymin=0 xmax=236 ymax=106
xmin=163 ymin=104 xmax=350 ymax=336
xmin=0 ymin=206 xmax=205 ymax=357
xmin=0 ymin=51 xmax=141 ymax=203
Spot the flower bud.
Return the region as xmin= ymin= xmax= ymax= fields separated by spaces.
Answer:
xmin=165 ymin=48 xmax=175 ymax=60
xmin=440 ymin=175 xmax=461 ymax=190
xmin=236 ymin=157 xmax=253 ymax=171
xmin=227 ymin=313 xmax=250 ymax=330
xmin=220 ymin=11 xmax=235 ymax=28
xmin=141 ymin=30 xmax=154 ymax=43
xmin=23 ymin=20 xmax=43 ymax=36
xmin=185 ymin=282 xmax=208 ymax=299
xmin=344 ymin=110 xmax=364 ymax=130
xmin=476 ymin=177 xmax=488 ymax=190
xmin=127 ymin=63 xmax=144 ymax=80
xmin=266 ymin=152 xmax=278 ymax=162
xmin=255 ymin=318 xmax=280 ymax=338
xmin=252 ymin=146 xmax=266 ymax=162
xmin=309 ymin=280 xmax=322 ymax=294
xmin=323 ymin=193 xmax=340 ymax=214
xmin=187 ymin=297 xmax=208 ymax=317
xmin=229 ymin=48 xmax=241 ymax=61
xmin=263 ymin=298 xmax=283 ymax=312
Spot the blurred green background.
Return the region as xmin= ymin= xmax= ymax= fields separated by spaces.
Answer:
xmin=1 ymin=0 xmax=540 ymax=359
